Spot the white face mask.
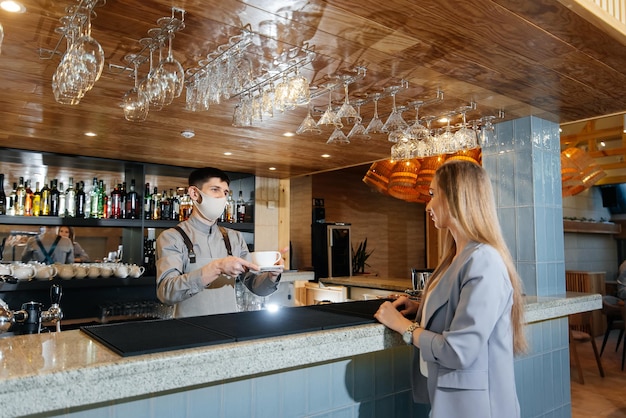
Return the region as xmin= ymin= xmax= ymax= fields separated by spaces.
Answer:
xmin=194 ymin=189 xmax=227 ymax=223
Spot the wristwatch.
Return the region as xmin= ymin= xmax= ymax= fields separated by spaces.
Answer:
xmin=402 ymin=322 xmax=420 ymax=345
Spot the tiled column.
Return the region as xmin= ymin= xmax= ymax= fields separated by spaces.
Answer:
xmin=482 ymin=116 xmax=565 ymax=297
xmin=484 ymin=116 xmax=571 ymax=418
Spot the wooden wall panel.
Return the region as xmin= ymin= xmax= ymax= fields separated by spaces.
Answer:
xmin=289 ymin=165 xmax=426 ymax=279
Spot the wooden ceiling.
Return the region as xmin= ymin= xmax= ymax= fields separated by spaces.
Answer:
xmin=1 ymin=0 xmax=626 ymax=179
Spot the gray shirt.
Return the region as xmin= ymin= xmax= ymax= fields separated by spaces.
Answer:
xmin=156 ymin=214 xmax=279 ymax=317
xmin=21 ymin=233 xmax=74 ymax=265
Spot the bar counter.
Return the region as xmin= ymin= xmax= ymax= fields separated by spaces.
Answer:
xmin=0 ymin=291 xmax=599 ymax=417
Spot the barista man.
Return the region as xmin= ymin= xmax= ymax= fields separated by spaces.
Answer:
xmin=21 ymin=226 xmax=74 ymax=264
xmin=155 ymin=167 xmax=284 ymax=317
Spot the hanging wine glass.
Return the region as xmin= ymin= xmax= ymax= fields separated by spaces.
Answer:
xmin=296 ymin=105 xmax=321 ymax=135
xmin=388 ymin=106 xmax=409 ymax=143
xmin=347 ymin=99 xmax=370 ymax=140
xmin=382 ymin=85 xmax=409 ymax=134
xmin=156 ymin=16 xmax=185 ymax=105
xmin=122 ymin=58 xmax=149 ymax=122
xmin=73 ymin=9 xmax=104 ymax=91
xmin=336 ymin=81 xmax=359 ymax=121
xmin=318 ymin=87 xmax=342 ymax=128
xmin=326 ymin=127 xmax=349 ymax=145
xmin=365 ymin=92 xmax=384 ymax=134
xmin=453 ymin=110 xmax=478 ymax=150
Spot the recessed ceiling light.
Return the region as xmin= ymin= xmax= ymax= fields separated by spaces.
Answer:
xmin=84 ymin=132 xmax=97 ymax=137
xmin=321 ymin=154 xmax=331 ymax=158
xmin=438 ymin=117 xmax=449 ymax=123
xmin=1 ymin=1 xmax=26 ymax=13
xmin=283 ymin=132 xmax=295 ymax=137
xmin=180 ymin=129 xmax=195 ymax=139
xmin=223 ymin=152 xmax=232 ymax=156
xmin=269 ymin=167 xmax=276 ymax=171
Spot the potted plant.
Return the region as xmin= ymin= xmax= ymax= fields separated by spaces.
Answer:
xmin=352 ymin=238 xmax=374 ymax=274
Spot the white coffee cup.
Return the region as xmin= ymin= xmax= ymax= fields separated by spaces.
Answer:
xmin=250 ymin=251 xmax=281 ymax=268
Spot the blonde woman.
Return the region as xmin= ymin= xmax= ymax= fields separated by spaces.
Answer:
xmin=57 ymin=226 xmax=90 ymax=263
xmin=375 ymin=160 xmax=526 ymax=418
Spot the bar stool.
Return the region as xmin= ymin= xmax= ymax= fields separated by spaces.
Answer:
xmin=569 ymin=311 xmax=605 ymax=384
xmin=600 ymin=295 xmax=624 ymax=356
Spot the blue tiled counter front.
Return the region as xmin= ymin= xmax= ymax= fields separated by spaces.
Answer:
xmin=0 ymin=293 xmax=599 ymax=417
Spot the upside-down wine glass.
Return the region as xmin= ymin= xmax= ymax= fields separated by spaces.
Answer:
xmin=382 ymin=85 xmax=408 ymax=135
xmin=347 ymin=99 xmax=370 ymax=140
xmin=122 ymin=58 xmax=149 ymax=122
xmin=365 ymin=92 xmax=384 ymax=134
xmin=296 ymin=105 xmax=321 ymax=135
xmin=318 ymin=87 xmax=342 ymax=128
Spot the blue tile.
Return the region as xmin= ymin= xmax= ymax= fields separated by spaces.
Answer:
xmin=513 ymin=117 xmax=532 ymax=152
xmin=186 ymin=384 xmax=221 ymax=418
xmin=282 ymin=367 xmax=308 ymax=418
xmin=353 ymin=353 xmax=375 ymax=401
xmin=499 ymin=207 xmax=517 ymax=260
xmin=330 ymin=406 xmax=355 ymax=418
xmin=330 ymin=359 xmax=354 ymax=409
xmin=517 ymin=262 xmax=537 ymax=296
xmin=495 ymin=119 xmax=514 ymax=154
xmin=532 ymin=356 xmax=544 ymax=416
xmin=374 ymin=348 xmax=393 ymax=397
xmin=254 ymin=373 xmax=281 ymax=418
xmin=498 ymin=152 xmax=516 ymax=207
xmin=150 ymin=391 xmax=187 ymax=417
xmin=307 ymin=364 xmax=333 ymax=415
xmin=224 ymin=380 xmax=252 ymax=418
xmin=542 ymin=353 xmax=554 ymax=413
xmin=517 ymin=206 xmax=536 ymax=262
xmin=392 ymin=346 xmax=411 ymax=392
xmin=373 ymin=395 xmax=394 ymax=418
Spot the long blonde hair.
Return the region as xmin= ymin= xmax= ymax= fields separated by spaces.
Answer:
xmin=427 ymin=160 xmax=527 ymax=354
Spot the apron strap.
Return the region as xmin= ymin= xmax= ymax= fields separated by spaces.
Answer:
xmin=218 ymin=226 xmax=232 ymax=256
xmin=36 ymin=236 xmax=61 ymax=265
xmin=173 ymin=226 xmax=196 ymax=263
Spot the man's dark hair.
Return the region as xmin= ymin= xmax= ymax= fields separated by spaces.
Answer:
xmin=188 ymin=167 xmax=230 ymax=188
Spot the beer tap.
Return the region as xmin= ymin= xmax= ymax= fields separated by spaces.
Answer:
xmin=0 ymin=284 xmax=62 ymax=335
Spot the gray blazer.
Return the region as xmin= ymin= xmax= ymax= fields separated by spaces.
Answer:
xmin=414 ymin=242 xmax=521 ymax=418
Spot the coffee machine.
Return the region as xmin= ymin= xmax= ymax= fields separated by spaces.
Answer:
xmin=0 ymin=284 xmax=63 ymax=335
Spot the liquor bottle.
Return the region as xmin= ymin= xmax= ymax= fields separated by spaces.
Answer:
xmin=58 ymin=182 xmax=66 ymax=217
xmin=89 ymin=177 xmax=99 ymax=218
xmin=65 ymin=178 xmax=76 ymax=217
xmin=97 ymin=180 xmax=106 ymax=219
xmin=24 ymin=180 xmax=33 ymax=216
xmin=32 ymin=181 xmax=41 ymax=216
xmin=110 ymin=183 xmax=122 ymax=219
xmin=226 ymin=190 xmax=235 ymax=223
xmin=76 ymin=182 xmax=86 ymax=218
xmin=143 ymin=182 xmax=151 ymax=220
xmin=151 ymin=186 xmax=160 ymax=220
xmin=244 ymin=191 xmax=255 ymax=223
xmin=15 ymin=176 xmax=25 ymax=216
xmin=40 ymin=178 xmax=50 ymax=216
xmin=236 ymin=190 xmax=246 ymax=223
xmin=7 ymin=182 xmax=16 ymax=216
xmin=170 ymin=189 xmax=180 ymax=221
xmin=120 ymin=181 xmax=127 ymax=219
xmin=126 ymin=179 xmax=139 ymax=219
xmin=0 ymin=174 xmax=6 ymax=215
xmin=49 ymin=179 xmax=60 ymax=217
xmin=160 ymin=189 xmax=170 ymax=220
xmin=179 ymin=188 xmax=192 ymax=221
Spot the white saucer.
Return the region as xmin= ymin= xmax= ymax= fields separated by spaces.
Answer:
xmin=252 ymin=266 xmax=284 ymax=273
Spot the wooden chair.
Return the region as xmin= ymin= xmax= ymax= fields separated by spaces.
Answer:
xmin=569 ymin=311 xmax=605 ymax=384
xmin=600 ymin=295 xmax=624 ymax=356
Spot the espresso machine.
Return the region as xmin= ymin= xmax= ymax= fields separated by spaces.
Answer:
xmin=0 ymin=284 xmax=63 ymax=335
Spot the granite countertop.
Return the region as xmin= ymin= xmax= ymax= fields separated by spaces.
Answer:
xmin=320 ymin=276 xmax=411 ymax=291
xmin=0 ymin=291 xmax=601 ymax=417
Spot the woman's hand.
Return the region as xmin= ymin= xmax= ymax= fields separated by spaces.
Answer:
xmin=374 ymin=296 xmax=419 ymax=334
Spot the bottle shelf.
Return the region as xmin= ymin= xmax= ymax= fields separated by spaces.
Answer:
xmin=0 ymin=215 xmax=254 ymax=232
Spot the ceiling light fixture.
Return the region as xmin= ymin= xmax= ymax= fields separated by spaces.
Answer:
xmin=223 ymin=152 xmax=232 ymax=156
xmin=0 ymin=1 xmax=26 ymax=13
xmin=84 ymin=132 xmax=97 ymax=137
xmin=269 ymin=167 xmax=276 ymax=171
xmin=283 ymin=132 xmax=295 ymax=137
xmin=180 ymin=129 xmax=195 ymax=139
xmin=321 ymin=154 xmax=331 ymax=158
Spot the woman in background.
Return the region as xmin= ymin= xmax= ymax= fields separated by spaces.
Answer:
xmin=375 ymin=160 xmax=526 ymax=418
xmin=57 ymin=226 xmax=90 ymax=263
